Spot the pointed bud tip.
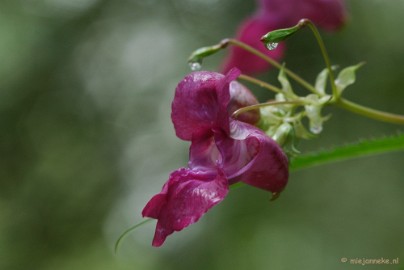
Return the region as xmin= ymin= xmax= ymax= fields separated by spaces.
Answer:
xmin=270 ymin=191 xmax=281 ymax=201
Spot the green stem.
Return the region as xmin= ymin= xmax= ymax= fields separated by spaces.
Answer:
xmin=298 ymin=19 xmax=339 ymax=99
xmin=114 ymin=218 xmax=153 ymax=254
xmin=336 ymin=98 xmax=404 ymax=125
xmin=238 ymin=74 xmax=282 ymax=94
xmin=222 ymin=38 xmax=404 ymax=125
xmin=223 ymin=39 xmax=318 ymax=94
xmin=232 ymin=100 xmax=305 ymax=118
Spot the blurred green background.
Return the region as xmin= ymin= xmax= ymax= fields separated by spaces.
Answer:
xmin=1 ymin=0 xmax=403 ymax=269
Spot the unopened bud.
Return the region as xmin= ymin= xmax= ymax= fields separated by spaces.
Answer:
xmin=272 ymin=123 xmax=293 ymax=146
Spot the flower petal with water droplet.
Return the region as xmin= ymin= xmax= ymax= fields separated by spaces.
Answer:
xmin=172 ymin=69 xmax=242 ymax=141
xmin=142 ymin=168 xmax=228 ymax=247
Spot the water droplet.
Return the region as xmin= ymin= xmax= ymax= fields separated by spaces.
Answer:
xmin=189 ymin=61 xmax=202 ymax=71
xmin=270 ymin=192 xmax=280 ymax=201
xmin=310 ymin=125 xmax=323 ymax=134
xmin=266 ymin=42 xmax=278 ymax=51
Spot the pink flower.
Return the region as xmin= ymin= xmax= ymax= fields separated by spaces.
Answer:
xmin=222 ymin=0 xmax=347 ymax=75
xmin=142 ymin=69 xmax=289 ymax=246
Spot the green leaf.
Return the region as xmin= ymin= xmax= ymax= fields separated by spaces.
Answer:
xmin=290 ymin=133 xmax=404 ymax=171
xmin=334 ymin=62 xmax=365 ymax=94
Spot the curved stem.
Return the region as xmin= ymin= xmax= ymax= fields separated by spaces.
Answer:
xmin=336 ymin=98 xmax=404 ymax=125
xmin=114 ymin=218 xmax=153 ymax=254
xmin=299 ymin=19 xmax=339 ymax=99
xmin=232 ymin=100 xmax=305 ymax=118
xmin=220 ymin=38 xmax=404 ymax=126
xmin=238 ymin=74 xmax=282 ymax=94
xmin=223 ymin=39 xmax=318 ymax=94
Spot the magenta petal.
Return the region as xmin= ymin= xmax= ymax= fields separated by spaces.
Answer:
xmin=217 ymin=120 xmax=289 ymax=193
xmin=221 ymin=17 xmax=285 ymax=75
xmin=301 ymin=0 xmax=347 ymax=31
xmin=188 ymin=133 xmax=220 ymax=172
xmin=228 ymin=81 xmax=260 ymax=125
xmin=142 ymin=168 xmax=228 ymax=247
xmin=222 ymin=0 xmax=346 ymax=75
xmin=215 ymin=68 xmax=241 ymax=133
xmin=172 ymin=69 xmax=240 ymax=141
xmin=171 ymin=71 xmax=224 ymax=141
xmin=259 ymin=0 xmax=346 ymax=30
xmin=257 ymin=0 xmax=298 ymax=26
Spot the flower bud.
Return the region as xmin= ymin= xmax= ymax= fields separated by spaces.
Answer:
xmin=272 ymin=122 xmax=293 ymax=146
xmin=303 ymin=94 xmax=330 ymax=134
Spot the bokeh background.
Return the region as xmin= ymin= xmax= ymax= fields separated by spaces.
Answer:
xmin=1 ymin=0 xmax=403 ymax=269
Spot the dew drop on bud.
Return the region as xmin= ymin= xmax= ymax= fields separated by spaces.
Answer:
xmin=266 ymin=42 xmax=278 ymax=51
xmin=189 ymin=61 xmax=202 ymax=71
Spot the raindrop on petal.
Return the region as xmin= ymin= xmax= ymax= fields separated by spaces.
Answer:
xmin=189 ymin=61 xmax=202 ymax=71
xmin=266 ymin=42 xmax=278 ymax=51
